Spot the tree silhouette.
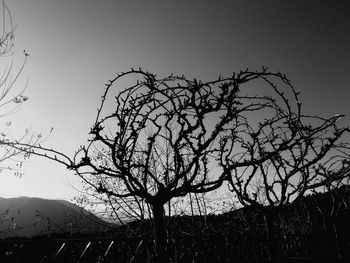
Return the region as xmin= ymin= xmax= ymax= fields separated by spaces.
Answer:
xmin=221 ymin=71 xmax=350 ymax=261
xmin=7 ymin=67 xmax=350 ymax=262
xmin=12 ymin=68 xmax=246 ymax=261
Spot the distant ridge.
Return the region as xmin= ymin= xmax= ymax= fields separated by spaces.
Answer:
xmin=0 ymin=196 xmax=115 ymax=238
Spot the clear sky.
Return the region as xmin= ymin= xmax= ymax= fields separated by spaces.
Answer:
xmin=0 ymin=0 xmax=349 ymax=200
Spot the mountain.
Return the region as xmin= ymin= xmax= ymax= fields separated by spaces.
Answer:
xmin=0 ymin=196 xmax=114 ymax=239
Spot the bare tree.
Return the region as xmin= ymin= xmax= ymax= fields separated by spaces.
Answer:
xmin=221 ymin=71 xmax=350 ymax=261
xmin=10 ymin=69 xmax=241 ymax=261
xmin=7 ymin=68 xmax=350 ymax=262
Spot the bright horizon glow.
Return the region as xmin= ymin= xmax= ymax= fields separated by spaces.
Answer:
xmin=0 ymin=0 xmax=349 ymax=201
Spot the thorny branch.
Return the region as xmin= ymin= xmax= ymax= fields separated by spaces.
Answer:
xmin=4 ymin=67 xmax=350 ymax=216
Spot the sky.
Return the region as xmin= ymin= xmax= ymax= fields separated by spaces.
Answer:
xmin=0 ymin=0 xmax=349 ymax=201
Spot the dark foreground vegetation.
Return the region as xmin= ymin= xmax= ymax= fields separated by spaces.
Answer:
xmin=0 ymin=186 xmax=349 ymax=262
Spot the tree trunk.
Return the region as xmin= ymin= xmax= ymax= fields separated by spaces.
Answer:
xmin=152 ymin=201 xmax=167 ymax=263
xmin=264 ymin=209 xmax=279 ymax=262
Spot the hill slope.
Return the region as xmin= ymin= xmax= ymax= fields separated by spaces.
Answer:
xmin=0 ymin=197 xmax=113 ymax=238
